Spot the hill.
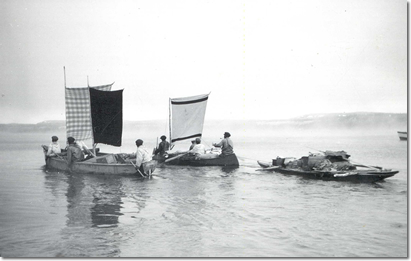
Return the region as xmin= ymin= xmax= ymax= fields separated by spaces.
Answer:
xmin=0 ymin=112 xmax=406 ymax=135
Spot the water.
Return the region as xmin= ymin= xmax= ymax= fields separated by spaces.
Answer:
xmin=0 ymin=131 xmax=407 ymax=257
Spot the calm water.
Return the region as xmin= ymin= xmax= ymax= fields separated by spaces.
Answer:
xmin=0 ymin=131 xmax=407 ymax=257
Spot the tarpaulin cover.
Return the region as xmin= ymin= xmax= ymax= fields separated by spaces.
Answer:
xmin=170 ymin=93 xmax=209 ymax=143
xmin=89 ymin=88 xmax=123 ymax=147
xmin=65 ymin=84 xmax=113 ymax=141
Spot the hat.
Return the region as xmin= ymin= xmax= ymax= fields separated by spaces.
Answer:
xmin=52 ymin=136 xmax=58 ymax=141
xmin=195 ymin=137 xmax=201 ymax=143
xmin=135 ymin=139 xmax=143 ymax=146
xmin=224 ymin=132 xmax=231 ymax=137
xmin=67 ymin=137 xmax=75 ymax=144
xmin=160 ymin=135 xmax=166 ymax=140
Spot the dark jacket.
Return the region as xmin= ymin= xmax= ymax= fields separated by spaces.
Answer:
xmin=155 ymin=141 xmax=170 ymax=155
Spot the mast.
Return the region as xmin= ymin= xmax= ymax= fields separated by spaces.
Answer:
xmin=169 ymin=97 xmax=172 ymax=147
xmin=63 ymin=66 xmax=67 ymax=142
xmin=63 ymin=66 xmax=67 ymax=87
xmin=88 ymin=85 xmax=96 ymax=155
xmin=88 ymin=74 xmax=95 ymax=156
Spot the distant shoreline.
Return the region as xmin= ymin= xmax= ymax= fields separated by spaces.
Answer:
xmin=0 ymin=112 xmax=406 ymax=133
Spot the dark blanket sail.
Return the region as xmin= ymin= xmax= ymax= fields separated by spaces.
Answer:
xmin=89 ymin=88 xmax=123 ymax=147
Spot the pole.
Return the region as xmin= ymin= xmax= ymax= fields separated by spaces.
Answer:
xmin=63 ymin=66 xmax=67 ymax=142
xmin=63 ymin=66 xmax=66 ymax=87
xmin=87 ymin=83 xmax=95 ymax=154
xmin=169 ymin=97 xmax=173 ymax=149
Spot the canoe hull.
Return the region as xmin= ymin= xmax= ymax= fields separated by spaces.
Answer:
xmin=166 ymin=153 xmax=240 ymax=167
xmin=257 ymin=161 xmax=398 ymax=183
xmin=46 ymin=156 xmax=139 ymax=175
xmin=273 ymin=168 xmax=398 ymax=183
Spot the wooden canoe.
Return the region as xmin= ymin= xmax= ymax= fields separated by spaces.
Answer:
xmin=162 ymin=153 xmax=240 ymax=167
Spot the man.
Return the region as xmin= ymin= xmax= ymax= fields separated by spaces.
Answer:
xmin=47 ymin=136 xmax=61 ymax=157
xmin=212 ymin=132 xmax=234 ymax=155
xmin=134 ymin=139 xmax=155 ymax=175
xmin=154 ymin=135 xmax=170 ymax=156
xmin=189 ymin=140 xmax=196 ymax=150
xmin=66 ymin=137 xmax=85 ymax=170
xmin=191 ymin=137 xmax=206 ymax=155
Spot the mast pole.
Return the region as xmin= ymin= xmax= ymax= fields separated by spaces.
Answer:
xmin=63 ymin=66 xmax=67 ymax=87
xmin=63 ymin=66 xmax=67 ymax=143
xmin=169 ymin=98 xmax=172 ymax=147
xmin=88 ymin=86 xmax=96 ymax=155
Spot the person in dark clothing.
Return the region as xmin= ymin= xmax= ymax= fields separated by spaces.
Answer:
xmin=213 ymin=132 xmax=234 ymax=155
xmin=154 ymin=135 xmax=170 ymax=156
xmin=66 ymin=137 xmax=84 ymax=170
xmin=189 ymin=140 xmax=196 ymax=150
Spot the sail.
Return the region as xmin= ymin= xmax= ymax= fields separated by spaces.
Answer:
xmin=89 ymin=88 xmax=123 ymax=147
xmin=65 ymin=83 xmax=113 ymax=141
xmin=170 ymin=93 xmax=209 ymax=143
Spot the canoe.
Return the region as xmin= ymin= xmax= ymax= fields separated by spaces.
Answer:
xmin=46 ymin=156 xmax=139 ymax=175
xmin=397 ymin=131 xmax=407 ymax=140
xmin=164 ymin=153 xmax=239 ymax=167
xmin=43 ymin=146 xmax=155 ymax=176
xmin=42 ymin=82 xmax=156 ymax=177
xmin=257 ymin=160 xmax=398 ymax=183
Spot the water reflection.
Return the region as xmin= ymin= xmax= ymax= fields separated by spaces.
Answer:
xmin=90 ymin=176 xmax=125 ymax=228
xmin=63 ymin=173 xmax=126 ymax=256
xmin=221 ymin=166 xmax=239 ymax=175
xmin=43 ymin=167 xmax=67 ymax=199
xmin=65 ymin=173 xmax=91 ymax=227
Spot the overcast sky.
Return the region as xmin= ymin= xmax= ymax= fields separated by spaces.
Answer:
xmin=0 ymin=0 xmax=407 ymax=124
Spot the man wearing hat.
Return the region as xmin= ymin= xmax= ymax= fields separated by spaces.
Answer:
xmin=46 ymin=135 xmax=61 ymax=157
xmin=154 ymin=135 xmax=170 ymax=156
xmin=213 ymin=132 xmax=234 ymax=156
xmin=66 ymin=136 xmax=85 ymax=169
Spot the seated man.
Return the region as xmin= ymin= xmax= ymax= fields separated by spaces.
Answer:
xmin=154 ymin=135 xmax=170 ymax=156
xmin=213 ymin=132 xmax=234 ymax=156
xmin=66 ymin=137 xmax=85 ymax=170
xmin=191 ymin=138 xmax=206 ymax=156
xmin=189 ymin=140 xmax=196 ymax=150
xmin=47 ymin=136 xmax=61 ymax=157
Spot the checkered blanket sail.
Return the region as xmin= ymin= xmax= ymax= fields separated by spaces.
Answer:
xmin=65 ymin=83 xmax=113 ymax=141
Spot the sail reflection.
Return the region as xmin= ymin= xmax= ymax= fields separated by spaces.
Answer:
xmin=90 ymin=176 xmax=125 ymax=228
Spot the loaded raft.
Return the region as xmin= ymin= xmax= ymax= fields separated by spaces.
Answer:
xmin=275 ymin=150 xmax=355 ymax=171
xmin=258 ymin=150 xmax=398 ymax=182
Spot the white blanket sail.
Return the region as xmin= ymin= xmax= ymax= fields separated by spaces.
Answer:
xmin=170 ymin=93 xmax=209 ymax=143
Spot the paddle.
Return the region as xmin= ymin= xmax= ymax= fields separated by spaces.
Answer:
xmin=164 ymin=150 xmax=192 ymax=163
xmin=256 ymin=166 xmax=280 ymax=171
xmin=128 ymin=160 xmax=147 ymax=178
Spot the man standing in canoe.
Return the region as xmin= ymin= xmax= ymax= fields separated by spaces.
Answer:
xmin=213 ymin=132 xmax=234 ymax=156
xmin=134 ymin=139 xmax=156 ymax=176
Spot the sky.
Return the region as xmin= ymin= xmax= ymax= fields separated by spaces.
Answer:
xmin=0 ymin=0 xmax=407 ymax=124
